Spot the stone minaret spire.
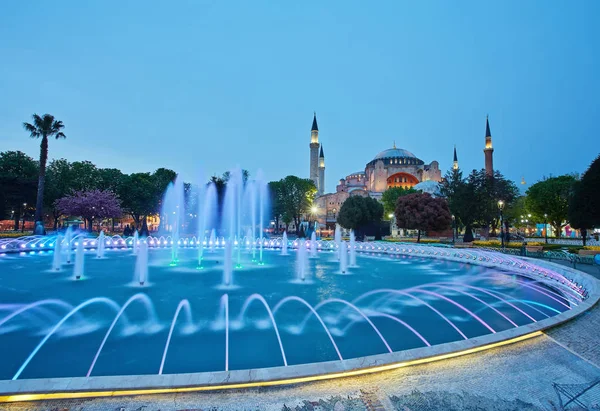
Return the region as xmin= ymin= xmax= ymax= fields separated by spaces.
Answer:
xmin=310 ymin=112 xmax=320 ymax=189
xmin=484 ymin=115 xmax=494 ymax=176
xmin=453 ymin=145 xmax=459 ymax=170
xmin=318 ymin=145 xmax=325 ymax=195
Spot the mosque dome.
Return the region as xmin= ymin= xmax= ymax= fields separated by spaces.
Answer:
xmin=414 ymin=180 xmax=442 ymax=197
xmin=373 ymin=147 xmax=417 ymax=161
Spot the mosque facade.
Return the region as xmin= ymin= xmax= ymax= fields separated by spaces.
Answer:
xmin=308 ymin=113 xmax=495 ymax=230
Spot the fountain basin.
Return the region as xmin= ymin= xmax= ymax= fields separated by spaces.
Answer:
xmin=0 ymin=241 xmax=597 ymax=402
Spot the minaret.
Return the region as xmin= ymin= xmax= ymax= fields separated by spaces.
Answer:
xmin=484 ymin=115 xmax=494 ymax=176
xmin=318 ymin=145 xmax=325 ymax=195
xmin=453 ymin=145 xmax=459 ymax=170
xmin=309 ymin=112 xmax=320 ymax=189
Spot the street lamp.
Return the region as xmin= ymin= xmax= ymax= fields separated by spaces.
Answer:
xmin=388 ymin=213 xmax=395 ymax=238
xmin=451 ymin=214 xmax=456 ymax=245
xmin=497 ymin=200 xmax=505 ymax=249
xmin=544 ymin=213 xmax=548 ymax=244
xmin=22 ymin=203 xmax=27 ymax=232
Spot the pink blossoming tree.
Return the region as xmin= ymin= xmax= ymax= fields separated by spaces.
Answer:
xmin=56 ymin=189 xmax=122 ymax=231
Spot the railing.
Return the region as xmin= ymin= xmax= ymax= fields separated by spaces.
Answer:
xmin=473 ymin=246 xmax=596 ymax=268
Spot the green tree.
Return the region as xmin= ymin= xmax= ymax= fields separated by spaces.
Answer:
xmin=22 ymin=113 xmax=66 ymax=223
xmin=98 ymin=168 xmax=126 ymax=193
xmin=526 ymin=175 xmax=576 ymax=237
xmin=0 ymin=151 xmax=38 ymax=229
xmin=337 ymin=196 xmax=383 ymax=235
xmin=381 ymin=187 xmax=417 ymax=216
xmin=45 ymin=159 xmax=73 ymax=229
xmin=277 ymin=176 xmax=317 ymax=230
xmin=69 ymin=161 xmax=101 ymax=191
xmin=569 ymin=155 xmax=600 ymax=245
xmin=268 ymin=180 xmax=285 ymax=232
xmin=394 ymin=193 xmax=452 ymax=242
xmin=119 ymin=173 xmax=157 ymax=228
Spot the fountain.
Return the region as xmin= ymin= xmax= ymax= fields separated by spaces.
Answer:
xmin=334 ymin=223 xmax=342 ymax=259
xmin=64 ymin=226 xmax=73 ymax=264
xmin=281 ymin=231 xmax=288 ymax=255
xmin=349 ymin=230 xmax=357 ymax=267
xmin=310 ymin=231 xmax=318 ymax=258
xmin=209 ymin=229 xmax=216 ymax=252
xmin=296 ymin=241 xmax=308 ymax=281
xmin=132 ymin=230 xmax=139 ymax=255
xmin=52 ymin=235 xmax=62 ymax=271
xmin=73 ymin=239 xmax=85 ymax=280
xmin=96 ymin=231 xmax=105 ymax=258
xmin=0 ymin=166 xmax=588 ymax=385
xmin=223 ymin=240 xmax=233 ymax=286
xmin=135 ymin=240 xmax=149 ymax=286
xmin=339 ymin=241 xmax=348 ymax=274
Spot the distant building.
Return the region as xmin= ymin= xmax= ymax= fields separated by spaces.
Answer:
xmin=308 ymin=114 xmax=495 ymax=231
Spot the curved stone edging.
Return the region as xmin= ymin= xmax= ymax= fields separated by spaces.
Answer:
xmin=0 ymin=247 xmax=598 ymax=399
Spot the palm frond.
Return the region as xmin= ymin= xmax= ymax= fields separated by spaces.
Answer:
xmin=55 ymin=131 xmax=66 ymax=139
xmin=31 ymin=113 xmax=43 ymax=127
xmin=22 ymin=122 xmax=40 ymax=138
xmin=51 ymin=120 xmax=65 ymax=133
xmin=42 ymin=114 xmax=54 ymax=131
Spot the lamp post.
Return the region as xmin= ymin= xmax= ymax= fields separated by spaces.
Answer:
xmin=388 ymin=213 xmax=395 ymax=238
xmin=544 ymin=213 xmax=548 ymax=244
xmin=451 ymin=214 xmax=456 ymax=245
xmin=21 ymin=203 xmax=27 ymax=232
xmin=498 ymin=200 xmax=505 ymax=249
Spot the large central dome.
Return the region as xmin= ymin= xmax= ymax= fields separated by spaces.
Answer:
xmin=373 ymin=147 xmax=417 ymax=160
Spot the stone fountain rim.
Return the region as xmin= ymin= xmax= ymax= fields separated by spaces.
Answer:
xmin=0 ymin=246 xmax=598 ymax=400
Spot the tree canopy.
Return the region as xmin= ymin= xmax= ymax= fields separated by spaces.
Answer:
xmin=56 ymin=189 xmax=122 ymax=231
xmin=270 ymin=176 xmax=316 ymax=231
xmin=440 ymin=168 xmax=518 ymax=241
xmin=568 ymin=155 xmax=600 ymax=242
xmin=394 ymin=193 xmax=452 ymax=242
xmin=0 ymin=151 xmax=38 ymax=226
xmin=526 ymin=175 xmax=576 ymax=237
xmin=381 ymin=186 xmax=417 ymax=216
xmin=337 ymin=196 xmax=383 ymax=233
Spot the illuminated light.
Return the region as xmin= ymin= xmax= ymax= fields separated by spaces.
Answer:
xmin=0 ymin=245 xmax=5 ymax=249
xmin=49 ymin=243 xmax=54 ymax=247
xmin=0 ymin=332 xmax=543 ymax=403
xmin=120 ymin=240 xmax=125 ymax=245
xmin=20 ymin=244 xmax=26 ymax=248
xmin=107 ymin=241 xmax=112 ymax=245
xmin=163 ymin=241 xmax=167 ymax=245
xmin=31 ymin=244 xmax=36 ymax=248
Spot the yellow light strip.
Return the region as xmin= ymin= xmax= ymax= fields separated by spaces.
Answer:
xmin=0 ymin=331 xmax=542 ymax=403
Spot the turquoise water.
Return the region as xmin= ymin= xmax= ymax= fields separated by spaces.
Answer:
xmin=0 ymin=247 xmax=568 ymax=380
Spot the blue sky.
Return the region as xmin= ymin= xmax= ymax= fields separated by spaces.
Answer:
xmin=1 ymin=1 xmax=598 ymax=191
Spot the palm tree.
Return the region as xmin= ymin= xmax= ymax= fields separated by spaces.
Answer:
xmin=23 ymin=114 xmax=66 ymax=224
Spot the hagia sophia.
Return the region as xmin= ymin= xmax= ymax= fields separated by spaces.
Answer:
xmin=308 ymin=113 xmax=495 ymax=229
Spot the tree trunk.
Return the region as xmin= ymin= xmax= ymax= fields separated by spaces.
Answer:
xmin=141 ymin=216 xmax=149 ymax=237
xmin=463 ymin=224 xmax=474 ymax=242
xmin=417 ymin=229 xmax=421 ymax=243
xmin=582 ymin=228 xmax=587 ymax=247
xmin=53 ymin=214 xmax=59 ymax=230
xmin=13 ymin=214 xmax=19 ymax=231
xmin=34 ymin=136 xmax=48 ymax=223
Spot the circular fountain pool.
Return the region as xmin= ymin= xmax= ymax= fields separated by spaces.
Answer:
xmin=0 ymin=240 xmax=588 ymax=383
